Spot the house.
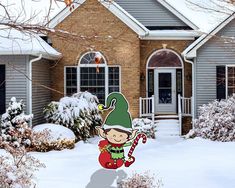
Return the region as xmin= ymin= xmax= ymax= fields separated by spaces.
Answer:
xmin=0 ymin=29 xmax=61 ymax=125
xmin=46 ymin=0 xmax=235 ymax=134
xmin=47 ymin=0 xmax=199 ymax=134
xmin=2 ymin=0 xmax=233 ymax=134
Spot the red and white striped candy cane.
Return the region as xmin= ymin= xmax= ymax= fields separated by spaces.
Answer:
xmin=128 ymin=133 xmax=147 ymax=158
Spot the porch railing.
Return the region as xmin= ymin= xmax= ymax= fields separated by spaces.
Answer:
xmin=178 ymin=94 xmax=193 ymax=135
xmin=139 ymin=95 xmax=193 ymax=135
xmin=139 ymin=95 xmax=154 ymax=122
xmin=178 ymin=94 xmax=182 ymax=136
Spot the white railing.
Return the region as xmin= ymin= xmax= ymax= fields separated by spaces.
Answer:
xmin=181 ymin=96 xmax=192 ymax=116
xmin=178 ymin=94 xmax=182 ymax=135
xmin=178 ymin=94 xmax=193 ymax=135
xmin=139 ymin=95 xmax=155 ymax=122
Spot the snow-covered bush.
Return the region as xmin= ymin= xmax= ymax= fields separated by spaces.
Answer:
xmin=189 ymin=95 xmax=235 ymax=142
xmin=132 ymin=118 xmax=156 ymax=139
xmin=118 ymin=172 xmax=163 ymax=188
xmin=43 ymin=92 xmax=102 ymax=141
xmin=31 ymin=124 xmax=76 ymax=152
xmin=0 ymin=145 xmax=45 ymax=188
xmin=0 ymin=97 xmax=33 ymax=148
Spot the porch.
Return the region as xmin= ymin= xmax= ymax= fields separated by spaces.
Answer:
xmin=139 ymin=94 xmax=193 ymax=135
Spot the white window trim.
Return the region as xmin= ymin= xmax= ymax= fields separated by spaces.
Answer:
xmin=64 ymin=52 xmax=121 ymax=99
xmin=225 ymin=65 xmax=235 ymax=99
xmin=146 ymin=49 xmax=184 ymax=98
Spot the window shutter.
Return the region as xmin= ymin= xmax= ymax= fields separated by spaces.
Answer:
xmin=216 ymin=66 xmax=226 ymax=100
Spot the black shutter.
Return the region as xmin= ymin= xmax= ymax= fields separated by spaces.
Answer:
xmin=0 ymin=65 xmax=5 ymax=114
xmin=148 ymin=69 xmax=154 ymax=97
xmin=216 ymin=66 xmax=226 ymax=100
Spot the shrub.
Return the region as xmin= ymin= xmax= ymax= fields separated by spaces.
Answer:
xmin=188 ymin=95 xmax=235 ymax=142
xmin=31 ymin=124 xmax=76 ymax=152
xmin=43 ymin=92 xmax=102 ymax=141
xmin=132 ymin=118 xmax=156 ymax=139
xmin=118 ymin=171 xmax=163 ymax=188
xmin=0 ymin=145 xmax=45 ymax=188
xmin=0 ymin=97 xmax=33 ymax=148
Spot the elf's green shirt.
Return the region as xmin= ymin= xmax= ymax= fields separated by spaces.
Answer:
xmin=107 ymin=142 xmax=132 ymax=160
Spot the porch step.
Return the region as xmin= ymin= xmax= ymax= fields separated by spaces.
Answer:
xmin=156 ymin=119 xmax=180 ymax=137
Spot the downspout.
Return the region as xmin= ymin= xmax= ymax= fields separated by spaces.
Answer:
xmin=29 ymin=54 xmax=43 ymax=126
xmin=183 ymin=55 xmax=195 ymax=129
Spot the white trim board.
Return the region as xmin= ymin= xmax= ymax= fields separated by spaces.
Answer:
xmin=182 ymin=13 xmax=235 ymax=58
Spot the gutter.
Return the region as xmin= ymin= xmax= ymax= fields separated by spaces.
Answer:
xmin=183 ymin=54 xmax=195 ymax=129
xmin=141 ymin=30 xmax=201 ymax=40
xmin=29 ymin=54 xmax=43 ymax=126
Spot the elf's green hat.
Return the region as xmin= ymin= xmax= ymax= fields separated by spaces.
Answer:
xmin=98 ymin=92 xmax=132 ymax=132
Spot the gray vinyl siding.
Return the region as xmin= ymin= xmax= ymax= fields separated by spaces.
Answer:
xmin=115 ymin=0 xmax=188 ymax=27
xmin=32 ymin=59 xmax=52 ymax=125
xmin=195 ymin=19 xmax=235 ymax=116
xmin=0 ymin=55 xmax=28 ymax=113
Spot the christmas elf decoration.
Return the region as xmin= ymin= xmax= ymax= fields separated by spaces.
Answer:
xmin=96 ymin=92 xmax=147 ymax=169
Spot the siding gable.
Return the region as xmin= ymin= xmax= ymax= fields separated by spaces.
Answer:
xmin=196 ymin=18 xmax=235 ymax=115
xmin=115 ymin=0 xmax=189 ymax=28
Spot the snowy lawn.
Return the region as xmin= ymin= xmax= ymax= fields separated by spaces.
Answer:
xmin=14 ymin=136 xmax=235 ymax=188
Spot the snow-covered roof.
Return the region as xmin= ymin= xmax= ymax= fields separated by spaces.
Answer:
xmin=157 ymin=0 xmax=199 ymax=30
xmin=165 ymin=0 xmax=232 ymax=32
xmin=0 ymin=28 xmax=61 ymax=60
xmin=182 ymin=13 xmax=235 ymax=58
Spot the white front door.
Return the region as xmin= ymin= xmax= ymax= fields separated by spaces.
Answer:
xmin=154 ymin=69 xmax=176 ymax=114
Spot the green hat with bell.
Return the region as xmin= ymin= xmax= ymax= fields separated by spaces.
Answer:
xmin=98 ymin=92 xmax=133 ymax=132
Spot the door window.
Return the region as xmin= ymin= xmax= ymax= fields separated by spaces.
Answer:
xmin=158 ymin=73 xmax=172 ymax=104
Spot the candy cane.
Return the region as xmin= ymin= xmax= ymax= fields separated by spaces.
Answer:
xmin=128 ymin=133 xmax=147 ymax=158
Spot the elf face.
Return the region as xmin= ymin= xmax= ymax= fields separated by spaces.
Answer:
xmin=105 ymin=129 xmax=129 ymax=144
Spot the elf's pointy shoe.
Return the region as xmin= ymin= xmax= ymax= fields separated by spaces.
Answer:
xmin=124 ymin=156 xmax=135 ymax=167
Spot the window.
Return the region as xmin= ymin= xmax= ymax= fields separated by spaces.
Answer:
xmin=65 ymin=67 xmax=77 ymax=96
xmin=108 ymin=66 xmax=120 ymax=93
xmin=64 ymin=52 xmax=120 ymax=104
xmin=226 ymin=66 xmax=235 ymax=97
xmin=80 ymin=67 xmax=106 ymax=104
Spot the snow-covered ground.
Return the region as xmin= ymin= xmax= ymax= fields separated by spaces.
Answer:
xmin=28 ymin=135 xmax=235 ymax=188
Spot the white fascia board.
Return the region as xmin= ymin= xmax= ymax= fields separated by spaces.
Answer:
xmin=100 ymin=1 xmax=148 ymax=36
xmin=48 ymin=0 xmax=86 ymax=28
xmin=182 ymin=34 xmax=206 ymax=58
xmin=157 ymin=0 xmax=199 ymax=30
xmin=0 ymin=51 xmax=62 ymax=60
xmin=182 ymin=14 xmax=235 ymax=58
